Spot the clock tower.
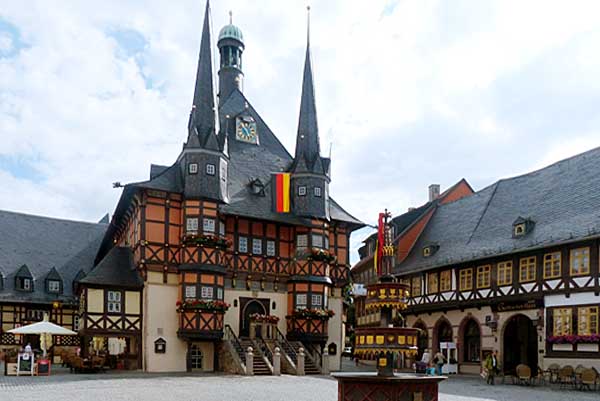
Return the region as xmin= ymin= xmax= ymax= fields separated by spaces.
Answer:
xmin=217 ymin=13 xmax=244 ymax=103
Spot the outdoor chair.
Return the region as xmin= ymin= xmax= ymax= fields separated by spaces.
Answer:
xmin=547 ymin=363 xmax=560 ymax=383
xmin=558 ymin=365 xmax=575 ymax=389
xmin=92 ymin=355 xmax=106 ymax=372
xmin=70 ymin=355 xmax=85 ymax=373
xmin=534 ymin=367 xmax=547 ymax=385
xmin=579 ymin=368 xmax=597 ymax=391
xmin=516 ymin=364 xmax=532 ymax=385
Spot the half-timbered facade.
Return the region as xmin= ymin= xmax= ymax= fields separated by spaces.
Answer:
xmin=90 ymin=2 xmax=362 ymax=373
xmin=353 ymin=148 xmax=600 ymax=374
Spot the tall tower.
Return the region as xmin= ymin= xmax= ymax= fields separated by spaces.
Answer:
xmin=180 ymin=0 xmax=229 ymax=203
xmin=217 ymin=12 xmax=245 ymax=102
xmin=290 ymin=8 xmax=330 ymax=220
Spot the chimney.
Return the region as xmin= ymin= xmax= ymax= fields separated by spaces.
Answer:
xmin=428 ymin=184 xmax=440 ymax=202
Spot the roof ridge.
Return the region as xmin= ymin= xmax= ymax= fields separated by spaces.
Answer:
xmin=0 ymin=209 xmax=107 ymax=227
xmin=466 ymin=182 xmax=500 ymax=245
xmin=495 ymin=145 xmax=600 ymax=183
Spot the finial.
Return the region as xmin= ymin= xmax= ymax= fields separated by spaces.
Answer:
xmin=229 ymin=10 xmax=233 ymax=24
xmin=306 ymin=5 xmax=311 ymax=45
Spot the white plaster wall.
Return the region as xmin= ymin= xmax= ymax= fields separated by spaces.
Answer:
xmin=327 ymin=294 xmax=344 ymax=371
xmin=144 ymin=282 xmax=188 ymax=372
xmin=223 ymin=289 xmax=289 ymax=335
xmin=545 ymin=292 xmax=599 ymax=307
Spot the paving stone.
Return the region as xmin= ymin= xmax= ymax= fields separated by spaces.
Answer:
xmin=2 ymin=372 xmax=599 ymax=401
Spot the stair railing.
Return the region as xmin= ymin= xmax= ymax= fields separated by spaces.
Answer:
xmin=254 ymin=336 xmax=274 ymax=372
xmin=275 ymin=327 xmax=298 ymax=364
xmin=224 ymin=324 xmax=246 ymax=365
xmin=304 ymin=342 xmax=322 ymax=369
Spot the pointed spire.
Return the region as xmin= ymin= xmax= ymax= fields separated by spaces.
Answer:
xmin=189 ymin=0 xmax=218 ymax=147
xmin=293 ymin=5 xmax=322 ymax=173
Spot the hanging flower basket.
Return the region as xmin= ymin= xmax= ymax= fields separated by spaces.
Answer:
xmin=547 ymin=334 xmax=600 ymax=344
xmin=289 ymin=308 xmax=335 ymax=320
xmin=249 ymin=313 xmax=280 ymax=324
xmin=176 ymin=299 xmax=230 ymax=313
xmin=182 ymin=233 xmax=231 ymax=249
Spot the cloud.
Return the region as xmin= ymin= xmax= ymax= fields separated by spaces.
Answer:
xmin=1 ymin=1 xmax=600 ymax=265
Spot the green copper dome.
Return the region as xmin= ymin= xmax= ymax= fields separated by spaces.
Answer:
xmin=218 ymin=24 xmax=244 ymax=43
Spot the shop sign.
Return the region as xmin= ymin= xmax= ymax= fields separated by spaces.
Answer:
xmin=492 ymin=298 xmax=543 ymax=312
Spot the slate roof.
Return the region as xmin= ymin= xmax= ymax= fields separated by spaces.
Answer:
xmin=80 ymin=247 xmax=142 ymax=289
xmin=0 ymin=210 xmax=106 ymax=304
xmin=106 ymin=88 xmax=363 ymax=234
xmin=397 ymin=146 xmax=600 ymax=274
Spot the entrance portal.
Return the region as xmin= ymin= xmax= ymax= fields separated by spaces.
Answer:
xmin=435 ymin=319 xmax=453 ymax=352
xmin=239 ymin=298 xmax=269 ymax=337
xmin=414 ymin=322 xmax=428 ymax=360
xmin=503 ymin=314 xmax=537 ymax=374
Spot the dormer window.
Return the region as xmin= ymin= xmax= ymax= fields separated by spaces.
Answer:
xmin=188 ymin=163 xmax=198 ymax=174
xmin=18 ymin=277 xmax=32 ymax=291
xmin=422 ymin=243 xmax=439 ymax=258
xmin=513 ymin=217 xmax=535 ymax=238
xmin=249 ymin=178 xmax=265 ymax=196
xmin=15 ymin=264 xmax=34 ymax=292
xmin=514 ymin=224 xmax=525 ymax=236
xmin=47 ymin=280 xmax=60 ymax=293
xmin=45 ymin=267 xmax=63 ymax=295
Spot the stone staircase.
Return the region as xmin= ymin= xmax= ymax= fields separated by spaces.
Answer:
xmin=288 ymin=340 xmax=321 ymax=375
xmin=239 ymin=338 xmax=272 ymax=375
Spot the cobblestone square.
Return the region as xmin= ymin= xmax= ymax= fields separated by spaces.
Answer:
xmin=2 ymin=372 xmax=599 ymax=401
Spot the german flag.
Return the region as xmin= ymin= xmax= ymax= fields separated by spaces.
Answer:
xmin=272 ymin=173 xmax=290 ymax=213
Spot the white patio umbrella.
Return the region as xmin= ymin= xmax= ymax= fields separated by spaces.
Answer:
xmin=8 ymin=314 xmax=76 ymax=357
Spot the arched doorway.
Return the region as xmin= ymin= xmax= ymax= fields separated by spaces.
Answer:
xmin=462 ymin=319 xmax=481 ymax=362
xmin=239 ymin=298 xmax=268 ymax=337
xmin=413 ymin=321 xmax=428 ymax=360
xmin=503 ymin=314 xmax=537 ymax=374
xmin=434 ymin=319 xmax=453 ymax=353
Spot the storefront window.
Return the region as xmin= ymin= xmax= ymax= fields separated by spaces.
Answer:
xmin=578 ymin=306 xmax=599 ymax=335
xmin=553 ymin=308 xmax=572 ymax=336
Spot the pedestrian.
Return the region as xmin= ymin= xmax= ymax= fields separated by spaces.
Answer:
xmin=484 ymin=350 xmax=499 ymax=385
xmin=25 ymin=342 xmax=32 ymax=354
xmin=433 ymin=350 xmax=445 ymax=375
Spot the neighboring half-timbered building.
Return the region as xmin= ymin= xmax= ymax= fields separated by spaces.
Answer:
xmin=0 ymin=210 xmax=107 ymax=356
xmin=353 ymin=148 xmax=600 ymax=374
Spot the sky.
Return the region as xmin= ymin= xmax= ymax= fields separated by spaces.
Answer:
xmin=2 ymin=0 xmax=600 ymax=264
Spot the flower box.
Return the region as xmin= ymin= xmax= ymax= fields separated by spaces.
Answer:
xmin=182 ymin=234 xmax=230 ymax=249
xmin=288 ymin=308 xmax=335 ymax=320
xmin=547 ymin=334 xmax=600 ymax=345
xmin=249 ymin=314 xmax=280 ymax=324
xmin=176 ymin=300 xmax=230 ymax=313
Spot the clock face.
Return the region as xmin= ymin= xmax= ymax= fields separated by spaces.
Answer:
xmin=236 ymin=116 xmax=258 ymax=144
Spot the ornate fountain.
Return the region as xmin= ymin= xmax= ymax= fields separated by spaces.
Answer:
xmin=332 ymin=211 xmax=445 ymax=401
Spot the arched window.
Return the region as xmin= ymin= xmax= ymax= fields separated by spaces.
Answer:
xmin=463 ymin=320 xmax=480 ymax=362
